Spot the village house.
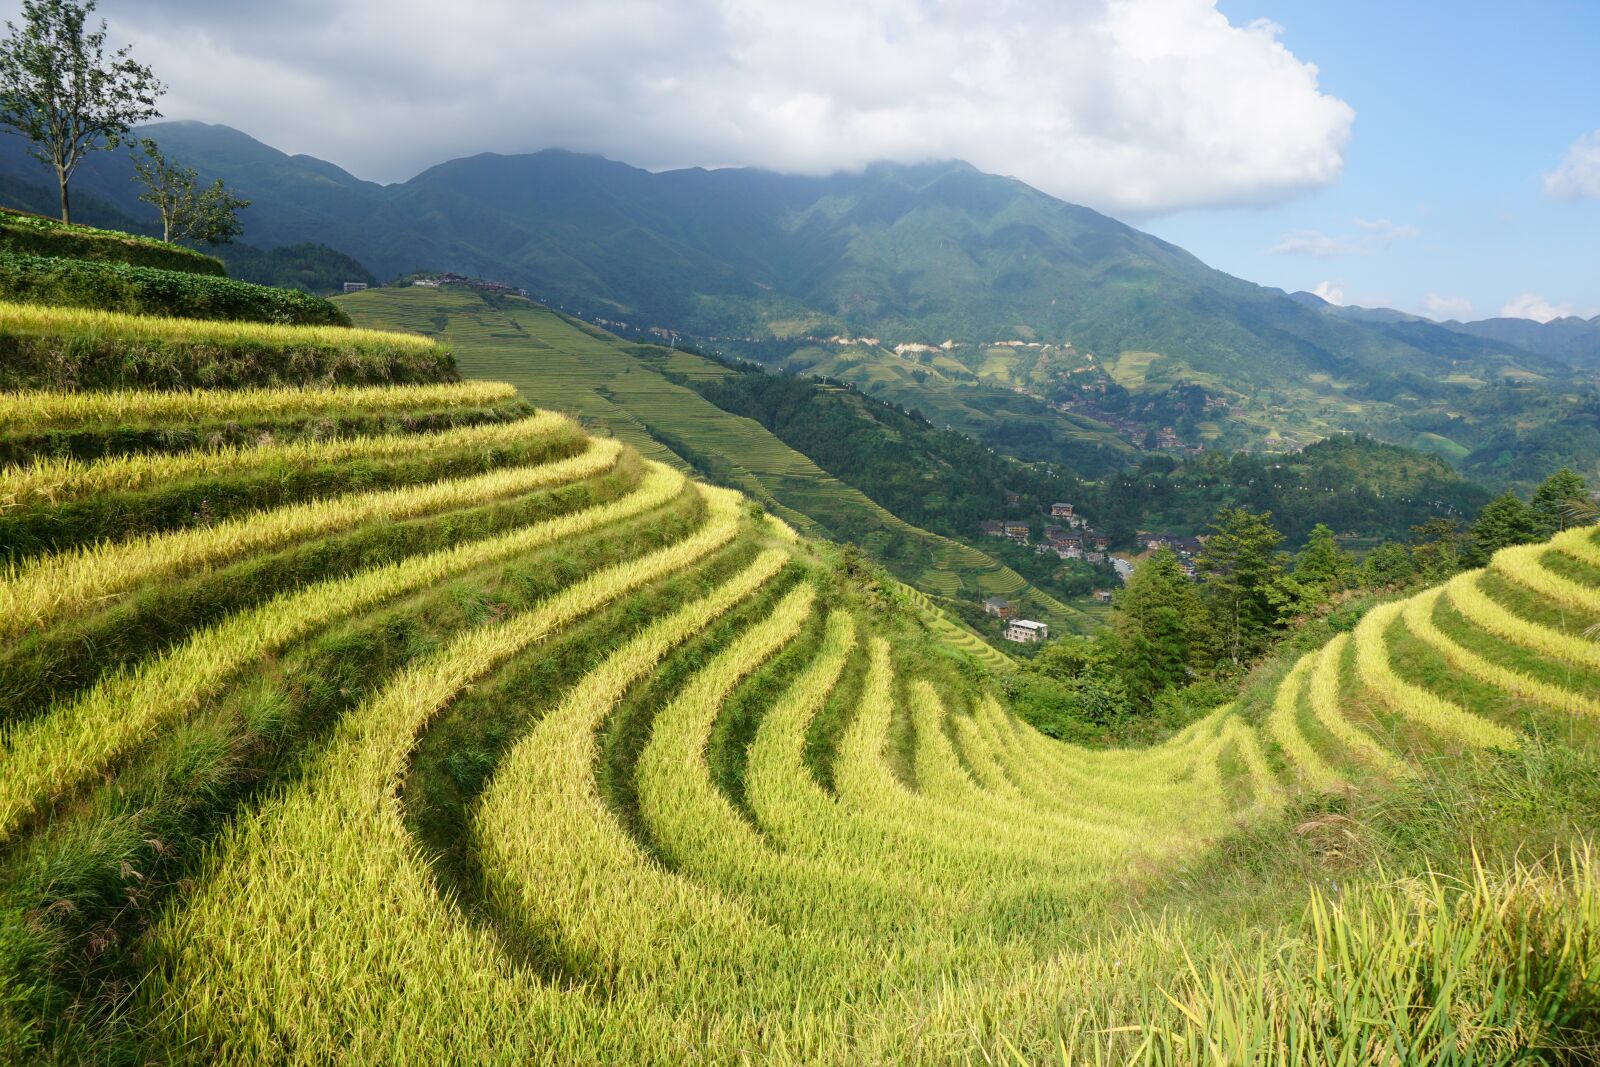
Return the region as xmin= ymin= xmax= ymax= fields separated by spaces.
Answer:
xmin=979 ymin=520 xmax=1004 ymax=537
xmin=1003 ymin=521 xmax=1030 ymax=545
xmin=1092 ymin=589 xmax=1114 ymax=603
xmin=1140 ymin=532 xmax=1205 ymax=558
xmin=1004 ymin=619 xmax=1049 ymax=643
xmin=342 ymin=281 xmax=368 ymax=293
xmin=1050 ymin=502 xmax=1074 ymax=519
xmin=1043 ymin=525 xmax=1071 ymax=546
xmin=1085 ymin=550 xmax=1106 ymax=564
xmin=983 ymin=596 xmax=1017 ymax=620
xmin=1087 ymin=531 xmax=1110 ymax=551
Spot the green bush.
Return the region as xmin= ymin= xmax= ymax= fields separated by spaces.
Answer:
xmin=0 ymin=253 xmax=350 ymax=326
xmin=0 ymin=208 xmax=225 ymax=276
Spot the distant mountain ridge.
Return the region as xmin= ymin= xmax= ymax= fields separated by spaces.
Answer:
xmin=1291 ymin=289 xmax=1600 ymax=369
xmin=0 ymin=122 xmax=1571 ymax=385
xmin=3 ymin=121 xmax=1596 ymax=488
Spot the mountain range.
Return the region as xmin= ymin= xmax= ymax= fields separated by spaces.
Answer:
xmin=0 ymin=121 xmax=1595 ymax=486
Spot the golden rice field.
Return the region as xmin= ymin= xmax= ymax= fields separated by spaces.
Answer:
xmin=0 ymin=300 xmax=439 ymax=353
xmin=3 ymin=377 xmax=1600 ymax=1063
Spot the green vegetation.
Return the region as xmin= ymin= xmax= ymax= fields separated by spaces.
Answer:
xmin=4 ymin=321 xmax=1600 ymax=1062
xmin=0 ymin=206 xmax=223 ymax=274
xmin=220 ymin=241 xmax=373 ymax=294
xmin=339 ymin=286 xmax=1085 ymax=631
xmin=3 ymin=124 xmax=1600 ymax=1062
xmin=0 ymin=300 xmax=451 ymax=390
xmin=131 ymin=138 xmax=249 ymax=246
xmin=0 ymin=252 xmax=348 ymax=325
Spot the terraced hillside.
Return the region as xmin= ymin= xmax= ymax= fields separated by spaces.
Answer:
xmin=4 ymin=359 xmax=1600 ymax=1060
xmin=338 ymin=285 xmax=1085 ymax=632
xmin=3 ymin=216 xmax=1600 ymax=1063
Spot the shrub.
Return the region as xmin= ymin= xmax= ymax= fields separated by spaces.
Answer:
xmin=0 ymin=208 xmax=225 ymax=276
xmin=0 ymin=253 xmax=348 ymax=325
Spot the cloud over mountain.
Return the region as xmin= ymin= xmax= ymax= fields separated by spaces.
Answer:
xmin=1544 ymin=130 xmax=1600 ymax=200
xmin=69 ymin=0 xmax=1354 ymax=216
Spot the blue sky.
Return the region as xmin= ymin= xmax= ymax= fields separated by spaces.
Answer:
xmin=1147 ymin=1 xmax=1600 ymax=321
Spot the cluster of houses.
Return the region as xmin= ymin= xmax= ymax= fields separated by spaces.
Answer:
xmin=1138 ymin=531 xmax=1206 ymax=579
xmin=411 ymin=273 xmax=529 ymax=297
xmin=982 ymin=598 xmax=1050 ymax=644
xmin=979 ymin=503 xmax=1113 ymax=564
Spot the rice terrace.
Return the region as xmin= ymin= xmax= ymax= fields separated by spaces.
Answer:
xmin=3 ymin=1 xmax=1600 ymax=1064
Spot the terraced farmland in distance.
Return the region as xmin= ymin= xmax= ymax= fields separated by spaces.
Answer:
xmin=339 ymin=286 xmax=1084 ymax=633
xmin=5 ymin=361 xmax=1600 ymax=1060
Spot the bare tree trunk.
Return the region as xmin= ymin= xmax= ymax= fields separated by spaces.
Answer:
xmin=56 ymin=166 xmax=70 ymax=224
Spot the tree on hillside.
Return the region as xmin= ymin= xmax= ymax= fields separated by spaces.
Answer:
xmin=0 ymin=0 xmax=161 ymax=223
xmin=1531 ymin=467 xmax=1592 ymax=534
xmin=1198 ymin=506 xmax=1285 ymax=666
xmin=1359 ymin=541 xmax=1415 ymax=589
xmin=1112 ymin=548 xmax=1204 ymax=708
xmin=1410 ymin=517 xmax=1466 ymax=583
xmin=1294 ymin=523 xmax=1355 ymax=596
xmin=1467 ymin=493 xmax=1543 ymax=564
xmin=132 ymin=138 xmax=249 ymax=244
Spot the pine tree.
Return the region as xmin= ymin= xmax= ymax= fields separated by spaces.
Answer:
xmin=1111 ymin=547 xmax=1202 ymax=708
xmin=1293 ymin=523 xmax=1354 ymax=597
xmin=1197 ymin=506 xmax=1285 ymax=666
xmin=1468 ymin=493 xmax=1542 ymax=564
xmin=1530 ymin=467 xmax=1592 ymax=535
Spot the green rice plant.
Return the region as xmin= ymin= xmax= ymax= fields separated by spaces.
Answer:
xmin=0 ymin=409 xmax=567 ymax=510
xmin=1494 ymin=542 xmax=1600 ymax=614
xmin=1446 ymin=571 xmax=1600 ymax=671
xmin=1352 ymin=600 xmax=1519 ymax=750
xmin=0 ymin=208 xmax=225 ymax=275
xmin=148 ymin=487 xmax=762 ymax=1064
xmin=1307 ymin=633 xmax=1411 ymax=779
xmin=1267 ymin=654 xmax=1342 ymax=792
xmin=0 ymin=437 xmax=621 ymax=641
xmin=1407 ymin=585 xmax=1600 ymax=718
xmin=0 ymin=253 xmax=346 ymax=325
xmin=1152 ymin=853 xmax=1600 ymax=1064
xmin=0 ymin=380 xmax=515 ymax=432
xmin=0 ymin=462 xmax=688 ymax=843
xmin=0 ymin=299 xmax=456 ymax=391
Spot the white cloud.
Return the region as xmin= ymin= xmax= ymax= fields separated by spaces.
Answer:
xmin=1499 ymin=294 xmax=1574 ymax=323
xmin=1270 ymin=216 xmax=1420 ymax=257
xmin=1353 ymin=217 xmax=1421 ymax=243
xmin=1544 ymin=130 xmax=1600 ymax=200
xmin=1311 ymin=280 xmax=1346 ymax=305
xmin=52 ymin=0 xmax=1355 ymax=216
xmin=1422 ymin=293 xmax=1474 ymax=322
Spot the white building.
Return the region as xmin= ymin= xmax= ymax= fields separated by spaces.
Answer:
xmin=1004 ymin=619 xmax=1049 ymax=644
